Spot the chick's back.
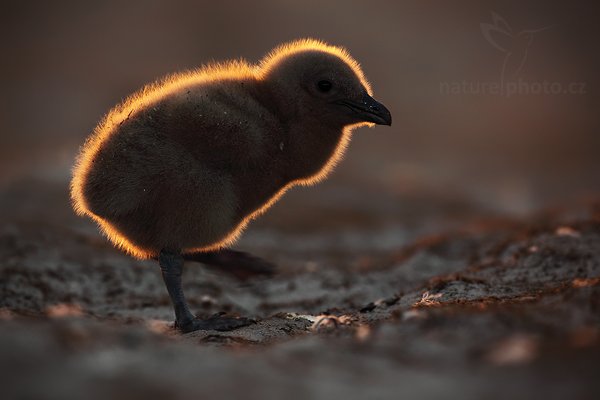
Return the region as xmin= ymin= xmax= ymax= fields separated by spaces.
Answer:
xmin=78 ymin=78 xmax=285 ymax=257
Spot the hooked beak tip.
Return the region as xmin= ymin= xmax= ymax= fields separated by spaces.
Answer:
xmin=336 ymin=94 xmax=392 ymax=127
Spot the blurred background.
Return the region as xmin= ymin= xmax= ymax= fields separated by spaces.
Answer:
xmin=1 ymin=0 xmax=598 ymax=229
xmin=1 ymin=3 xmax=600 ymax=398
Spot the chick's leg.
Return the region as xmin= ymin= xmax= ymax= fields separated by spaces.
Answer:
xmin=159 ymin=249 xmax=253 ymax=333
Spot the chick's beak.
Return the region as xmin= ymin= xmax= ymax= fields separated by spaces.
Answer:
xmin=335 ymin=93 xmax=392 ymax=126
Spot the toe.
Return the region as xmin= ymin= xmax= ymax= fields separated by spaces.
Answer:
xmin=178 ymin=314 xmax=255 ymax=333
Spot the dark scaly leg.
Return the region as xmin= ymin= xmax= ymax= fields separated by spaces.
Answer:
xmin=183 ymin=249 xmax=276 ymax=281
xmin=159 ymin=249 xmax=253 ymax=333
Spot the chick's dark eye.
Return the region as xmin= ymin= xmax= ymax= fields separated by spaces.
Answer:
xmin=317 ymin=80 xmax=332 ymax=92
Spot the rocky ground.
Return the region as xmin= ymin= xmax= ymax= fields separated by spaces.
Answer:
xmin=1 ymin=179 xmax=599 ymax=400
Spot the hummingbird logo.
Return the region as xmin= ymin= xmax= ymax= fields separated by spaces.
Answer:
xmin=481 ymin=12 xmax=554 ymax=85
